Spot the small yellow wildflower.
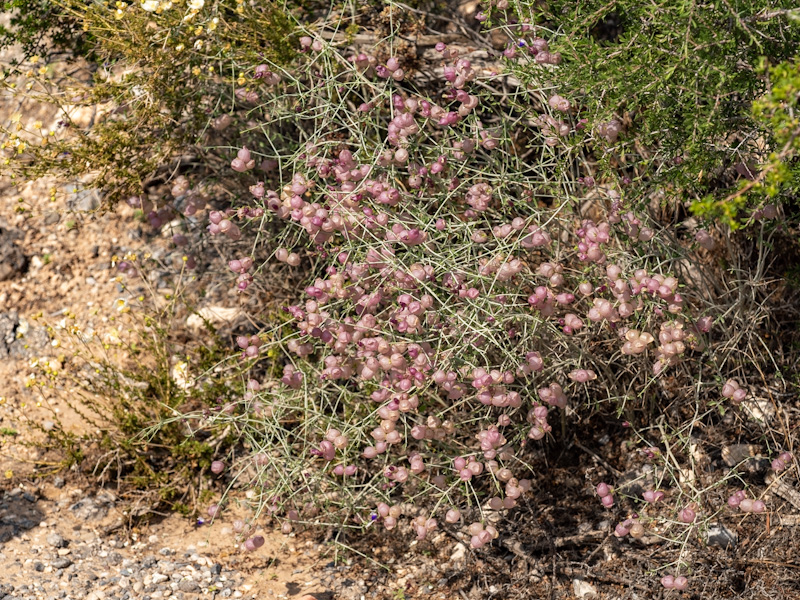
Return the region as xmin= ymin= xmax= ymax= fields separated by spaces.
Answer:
xmin=114 ymin=298 xmax=130 ymax=313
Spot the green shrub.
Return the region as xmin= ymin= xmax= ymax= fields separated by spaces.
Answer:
xmin=7 ymin=0 xmax=800 ymax=592
xmin=0 ymin=0 xmax=90 ymax=64
xmin=1 ymin=0 xmax=298 ymax=204
xmin=498 ymin=0 xmax=800 ymax=225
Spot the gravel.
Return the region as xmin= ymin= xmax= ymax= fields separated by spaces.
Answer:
xmin=46 ymin=533 xmax=67 ymax=548
xmin=0 ymin=487 xmax=261 ymax=600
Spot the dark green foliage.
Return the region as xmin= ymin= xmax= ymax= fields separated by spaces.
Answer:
xmin=506 ymin=1 xmax=800 ymax=223
xmin=2 ymin=0 xmax=299 ymax=205
xmin=0 ymin=0 xmax=90 ymax=64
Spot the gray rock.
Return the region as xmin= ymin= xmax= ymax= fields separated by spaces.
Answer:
xmin=52 ymin=477 xmax=66 ymax=489
xmin=0 ymin=312 xmax=19 ymax=359
xmin=0 ymin=312 xmax=50 ymax=360
xmin=65 ymin=185 xmax=102 ymax=212
xmin=705 ymin=523 xmax=737 ymax=549
xmin=68 ymin=493 xmax=114 ymax=521
xmin=0 ymin=225 xmax=28 ymax=282
xmin=46 ymin=533 xmax=67 ymax=548
xmin=51 ymin=558 xmax=72 ymax=569
xmin=177 ymin=581 xmax=199 ymax=593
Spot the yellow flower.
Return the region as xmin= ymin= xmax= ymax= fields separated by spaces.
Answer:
xmin=4 ymin=470 xmax=12 ymax=480
xmin=30 ymin=55 xmax=40 ymax=64
xmin=175 ymin=43 xmax=185 ymax=52
xmin=208 ymin=17 xmax=218 ymax=31
xmin=114 ymin=298 xmax=130 ymax=313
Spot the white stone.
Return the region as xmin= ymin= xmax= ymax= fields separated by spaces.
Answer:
xmin=742 ymin=399 xmax=775 ymax=424
xmin=186 ymin=306 xmax=244 ymax=330
xmin=449 ymin=543 xmax=466 ymax=562
xmin=572 ymin=579 xmax=597 ymax=599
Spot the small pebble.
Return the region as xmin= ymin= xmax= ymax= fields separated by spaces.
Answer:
xmin=46 ymin=533 xmax=67 ymax=548
xmin=51 ymin=558 xmax=72 ymax=569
